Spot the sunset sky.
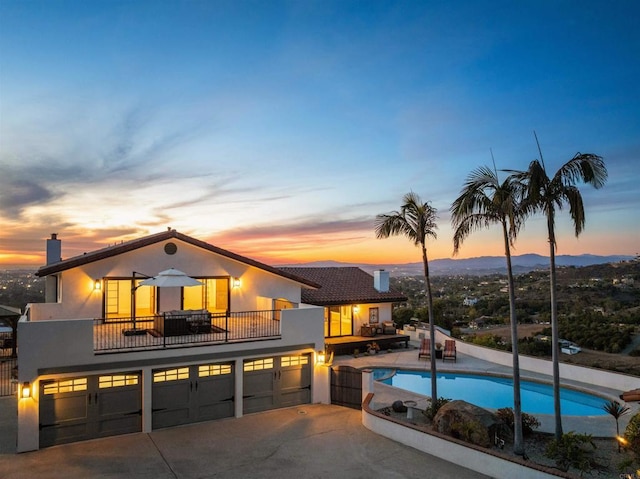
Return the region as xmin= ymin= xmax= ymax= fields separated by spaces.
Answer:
xmin=1 ymin=1 xmax=639 ymax=267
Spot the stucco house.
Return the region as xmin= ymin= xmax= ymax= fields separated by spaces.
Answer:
xmin=17 ymin=230 xmax=329 ymax=452
xmin=280 ymin=267 xmax=406 ymax=338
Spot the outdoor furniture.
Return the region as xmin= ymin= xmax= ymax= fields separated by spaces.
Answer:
xmin=443 ymin=339 xmax=457 ymax=362
xmin=381 ymin=321 xmax=395 ymax=334
xmin=361 ymin=324 xmax=377 ymax=337
xmin=418 ymin=338 xmax=431 ymax=359
xmin=155 ymin=310 xmax=211 ymax=336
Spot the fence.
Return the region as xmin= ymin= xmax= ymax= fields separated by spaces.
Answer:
xmin=0 ymin=357 xmax=17 ymax=397
xmin=94 ymin=310 xmax=281 ymax=352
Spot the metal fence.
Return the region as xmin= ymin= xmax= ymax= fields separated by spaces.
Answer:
xmin=94 ymin=310 xmax=281 ymax=352
xmin=0 ymin=358 xmax=17 ymax=397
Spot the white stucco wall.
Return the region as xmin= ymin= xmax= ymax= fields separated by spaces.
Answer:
xmin=17 ymin=302 xmax=326 ymax=452
xmin=352 ymin=302 xmax=394 ymax=333
xmin=37 ymin=238 xmax=305 ymax=320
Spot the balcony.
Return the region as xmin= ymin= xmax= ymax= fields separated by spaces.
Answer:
xmin=94 ymin=310 xmax=281 ymax=353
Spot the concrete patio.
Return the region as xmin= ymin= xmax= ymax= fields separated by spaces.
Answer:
xmin=333 ymin=340 xmax=638 ymax=437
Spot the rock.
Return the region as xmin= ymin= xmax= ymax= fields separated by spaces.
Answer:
xmin=392 ymin=400 xmax=407 ymax=413
xmin=433 ymin=400 xmax=512 ymax=448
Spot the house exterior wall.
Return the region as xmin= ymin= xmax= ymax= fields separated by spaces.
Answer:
xmin=17 ymin=304 xmax=326 ymax=452
xmin=38 ymin=238 xmax=303 ymax=320
xmin=352 ymin=302 xmax=393 ymax=333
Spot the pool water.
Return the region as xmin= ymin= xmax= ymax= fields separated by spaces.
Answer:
xmin=374 ymin=369 xmax=607 ymax=416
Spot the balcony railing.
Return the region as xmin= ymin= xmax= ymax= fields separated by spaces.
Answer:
xmin=94 ymin=310 xmax=281 ymax=353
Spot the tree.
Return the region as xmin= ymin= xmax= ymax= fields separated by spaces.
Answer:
xmin=450 ymin=165 xmax=527 ymax=456
xmin=375 ymin=192 xmax=439 ymax=412
xmin=603 ymin=400 xmax=630 ymax=452
xmin=519 ymin=143 xmax=607 ymax=441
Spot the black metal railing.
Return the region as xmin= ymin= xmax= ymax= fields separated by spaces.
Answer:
xmin=94 ymin=310 xmax=281 ymax=352
xmin=0 ymin=358 xmax=17 ymax=397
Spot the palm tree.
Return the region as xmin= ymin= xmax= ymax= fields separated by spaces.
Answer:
xmin=603 ymin=400 xmax=630 ymax=452
xmin=375 ymin=192 xmax=439 ymax=411
xmin=520 ymin=144 xmax=607 ymax=441
xmin=450 ymin=165 xmax=527 ymax=456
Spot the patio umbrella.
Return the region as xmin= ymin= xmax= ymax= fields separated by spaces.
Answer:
xmin=138 ymin=268 xmax=203 ymax=288
xmin=125 ymin=269 xmax=202 ymax=335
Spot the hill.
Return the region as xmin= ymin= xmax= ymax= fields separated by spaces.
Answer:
xmin=280 ymin=254 xmax=635 ymax=276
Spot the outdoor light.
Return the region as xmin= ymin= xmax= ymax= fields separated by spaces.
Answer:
xmin=316 ymin=350 xmax=326 ymax=365
xmin=233 ymin=277 xmax=241 ymax=288
xmin=21 ymin=382 xmax=30 ymax=399
xmin=353 ymin=305 xmax=360 ymax=314
xmin=94 ymin=279 xmax=102 ymax=291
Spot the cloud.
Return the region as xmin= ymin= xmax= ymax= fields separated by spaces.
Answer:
xmin=0 ymin=179 xmax=60 ymax=218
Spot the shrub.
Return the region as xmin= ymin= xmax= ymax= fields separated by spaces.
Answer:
xmin=545 ymin=432 xmax=597 ymax=475
xmin=450 ymin=419 xmax=485 ymax=445
xmin=625 ymin=412 xmax=640 ymax=460
xmin=495 ymin=407 xmax=541 ymax=436
xmin=423 ymin=397 xmax=451 ymax=420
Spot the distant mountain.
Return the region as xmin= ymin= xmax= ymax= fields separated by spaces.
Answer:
xmin=279 ymin=254 xmax=635 ymax=277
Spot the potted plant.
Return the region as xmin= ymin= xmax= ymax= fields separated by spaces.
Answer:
xmin=367 ymin=342 xmax=381 ymax=355
xmin=435 ymin=342 xmax=443 ymax=359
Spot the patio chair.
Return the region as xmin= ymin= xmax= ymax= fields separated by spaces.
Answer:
xmin=418 ymin=338 xmax=431 ymax=359
xmin=442 ymin=339 xmax=457 ymax=362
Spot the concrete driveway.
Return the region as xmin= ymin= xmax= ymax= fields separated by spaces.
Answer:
xmin=0 ymin=397 xmax=490 ymax=479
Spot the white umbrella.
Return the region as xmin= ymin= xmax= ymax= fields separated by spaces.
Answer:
xmin=138 ymin=268 xmax=203 ymax=288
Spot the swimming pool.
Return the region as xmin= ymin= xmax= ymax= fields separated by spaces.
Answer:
xmin=373 ymin=369 xmax=608 ymax=416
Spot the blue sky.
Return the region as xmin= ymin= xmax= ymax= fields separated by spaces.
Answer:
xmin=1 ymin=1 xmax=638 ymax=265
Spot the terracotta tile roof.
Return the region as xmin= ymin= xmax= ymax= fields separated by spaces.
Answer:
xmin=35 ymin=230 xmax=320 ymax=289
xmin=279 ymin=267 xmax=407 ymax=305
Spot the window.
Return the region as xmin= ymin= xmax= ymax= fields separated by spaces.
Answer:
xmin=99 ymin=374 xmax=139 ymax=388
xmin=244 ymin=358 xmax=274 ymax=372
xmin=198 ymin=364 xmax=232 ymax=377
xmin=183 ymin=278 xmax=229 ymax=313
xmin=43 ymin=378 xmax=88 ymax=395
xmin=281 ymin=356 xmax=309 ymax=367
xmin=104 ymin=279 xmax=155 ymax=318
xmin=325 ymin=305 xmax=353 ymax=337
xmin=153 ymin=368 xmax=189 ymax=383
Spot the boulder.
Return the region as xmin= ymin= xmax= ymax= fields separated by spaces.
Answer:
xmin=433 ymin=400 xmax=512 ymax=448
xmin=392 ymin=400 xmax=407 ymax=412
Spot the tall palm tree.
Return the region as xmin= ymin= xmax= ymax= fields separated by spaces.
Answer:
xmin=450 ymin=165 xmax=527 ymax=456
xmin=520 ymin=146 xmax=607 ymax=441
xmin=375 ymin=192 xmax=439 ymax=411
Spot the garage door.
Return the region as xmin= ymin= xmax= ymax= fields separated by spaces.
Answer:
xmin=152 ymin=362 xmax=234 ymax=429
xmin=243 ymin=353 xmax=311 ymax=414
xmin=39 ymin=373 xmax=142 ymax=448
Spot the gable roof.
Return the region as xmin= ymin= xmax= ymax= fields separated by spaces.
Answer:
xmin=279 ymin=267 xmax=407 ymax=306
xmin=35 ymin=230 xmax=320 ymax=288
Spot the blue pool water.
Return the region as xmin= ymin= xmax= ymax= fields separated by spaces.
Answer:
xmin=373 ymin=369 xmax=607 ymax=416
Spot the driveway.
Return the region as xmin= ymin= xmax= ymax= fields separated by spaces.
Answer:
xmin=0 ymin=397 xmax=490 ymax=479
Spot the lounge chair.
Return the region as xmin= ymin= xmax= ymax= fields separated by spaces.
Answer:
xmin=442 ymin=339 xmax=456 ymax=362
xmin=418 ymin=338 xmax=431 ymax=359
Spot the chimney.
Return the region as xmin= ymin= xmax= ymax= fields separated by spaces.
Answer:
xmin=374 ymin=269 xmax=389 ymax=292
xmin=46 ymin=233 xmax=62 ymax=265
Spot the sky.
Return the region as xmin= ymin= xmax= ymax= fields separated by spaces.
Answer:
xmin=1 ymin=0 xmax=639 ymax=267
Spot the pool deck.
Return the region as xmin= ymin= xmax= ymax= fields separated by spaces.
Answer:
xmin=333 ymin=340 xmax=640 ymax=437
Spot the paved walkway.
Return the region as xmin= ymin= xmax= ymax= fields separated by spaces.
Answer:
xmin=0 ymin=398 xmax=490 ymax=479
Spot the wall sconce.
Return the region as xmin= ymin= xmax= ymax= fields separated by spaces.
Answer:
xmin=353 ymin=305 xmax=360 ymax=314
xmin=316 ymin=350 xmax=326 ymax=365
xmin=94 ymin=279 xmax=102 ymax=291
xmin=21 ymin=382 xmax=31 ymax=399
xmin=233 ymin=277 xmax=241 ymax=288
